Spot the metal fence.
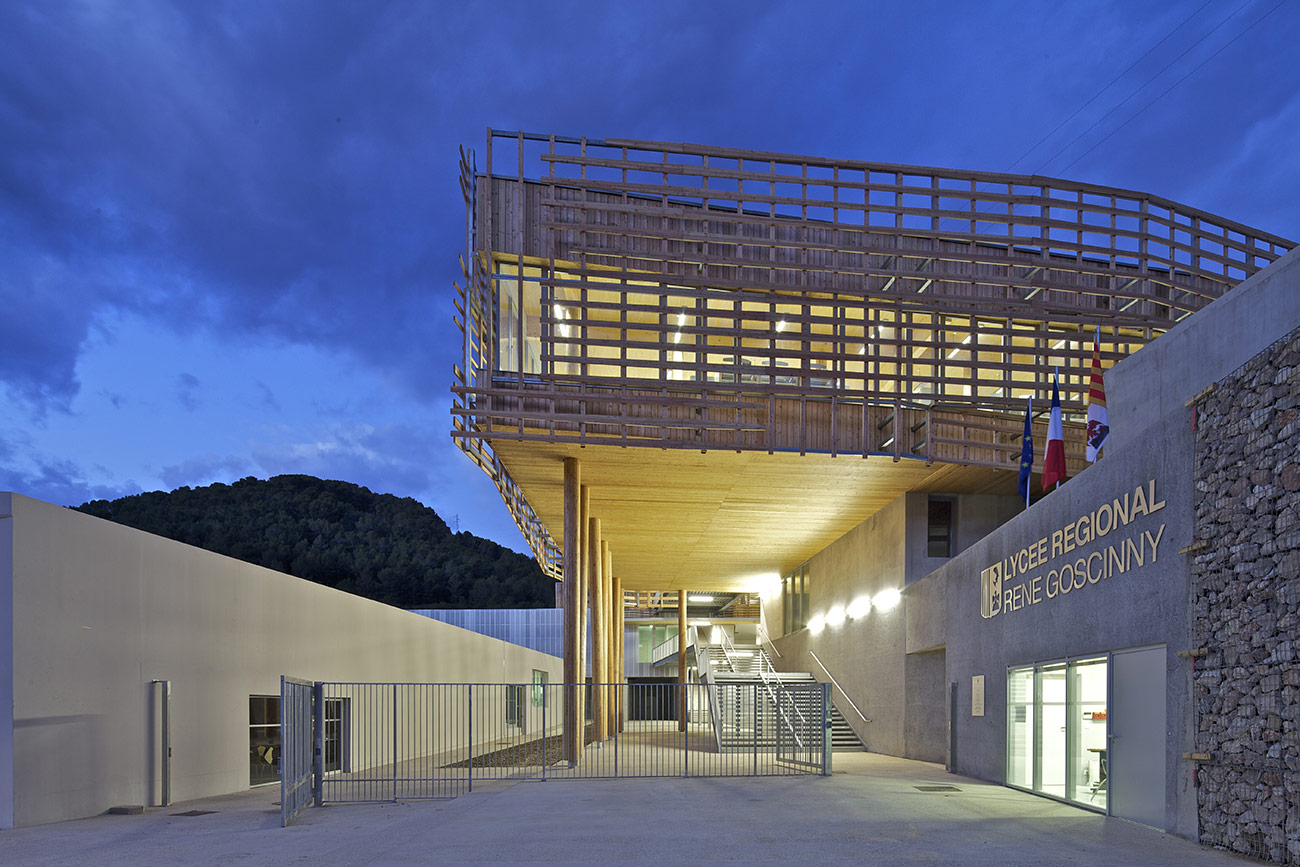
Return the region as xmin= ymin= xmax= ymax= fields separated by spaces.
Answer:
xmin=279 ymin=680 xmax=828 ymax=818
xmin=279 ymin=676 xmax=315 ymax=826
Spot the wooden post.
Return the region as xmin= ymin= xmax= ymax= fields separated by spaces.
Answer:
xmin=578 ymin=484 xmax=589 ymax=738
xmin=589 ymin=517 xmax=605 ymax=742
xmin=613 ymin=571 xmax=624 ymax=733
xmin=678 ymin=588 xmax=688 ymax=733
xmin=562 ymin=458 xmax=580 ymax=764
xmin=603 ymin=544 xmax=615 ymax=736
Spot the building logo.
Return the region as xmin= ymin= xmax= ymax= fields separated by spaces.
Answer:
xmin=980 ymin=563 xmax=1002 ymax=619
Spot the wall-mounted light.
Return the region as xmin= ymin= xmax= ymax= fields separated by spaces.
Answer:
xmin=775 ymin=319 xmax=787 ymax=333
xmin=847 ymin=596 xmax=872 ymax=618
xmin=807 ymin=614 xmax=825 ymax=635
xmin=874 ymin=588 xmax=901 ymax=611
xmin=824 ymin=605 xmax=846 ymax=627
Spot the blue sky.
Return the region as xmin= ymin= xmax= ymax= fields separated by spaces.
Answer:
xmin=2 ymin=0 xmax=1297 ymax=552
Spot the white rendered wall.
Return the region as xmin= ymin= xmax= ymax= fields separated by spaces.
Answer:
xmin=3 ymin=492 xmax=562 ymax=828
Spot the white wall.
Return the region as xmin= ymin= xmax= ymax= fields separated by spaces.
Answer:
xmin=1 ymin=492 xmax=563 ymax=828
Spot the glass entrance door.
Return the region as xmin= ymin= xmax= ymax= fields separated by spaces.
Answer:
xmin=1006 ymin=656 xmax=1109 ymax=811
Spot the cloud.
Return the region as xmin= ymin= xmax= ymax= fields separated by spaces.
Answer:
xmin=176 ymin=372 xmax=200 ymax=411
xmin=159 ymin=453 xmax=252 ymax=491
xmin=0 ymin=446 xmax=140 ymax=506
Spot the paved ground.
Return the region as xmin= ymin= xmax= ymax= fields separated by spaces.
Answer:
xmin=0 ymin=753 xmax=1259 ymax=866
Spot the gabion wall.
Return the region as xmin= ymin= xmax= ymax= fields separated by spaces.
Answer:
xmin=1192 ymin=327 xmax=1300 ymax=865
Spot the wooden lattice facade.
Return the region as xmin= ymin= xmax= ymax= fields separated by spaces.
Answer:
xmin=452 ymin=130 xmax=1292 ymax=581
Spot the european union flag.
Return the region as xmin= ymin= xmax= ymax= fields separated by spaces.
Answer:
xmin=1017 ymin=396 xmax=1034 ymax=506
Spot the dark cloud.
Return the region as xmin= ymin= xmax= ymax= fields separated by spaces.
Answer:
xmin=176 ymin=372 xmax=200 ymax=411
xmin=0 ymin=451 xmax=140 ymax=507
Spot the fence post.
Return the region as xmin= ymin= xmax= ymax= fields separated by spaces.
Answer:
xmin=753 ymin=683 xmax=758 ymax=776
xmin=821 ymin=683 xmax=832 ymax=776
xmin=313 ymin=682 xmax=324 ymax=806
xmin=542 ymin=682 xmax=547 ymax=782
xmin=467 ymin=684 xmax=474 ymax=793
xmin=392 ymin=684 xmax=399 ymax=802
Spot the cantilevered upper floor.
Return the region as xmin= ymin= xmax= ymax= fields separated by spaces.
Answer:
xmin=451 ymin=129 xmax=1292 ymax=588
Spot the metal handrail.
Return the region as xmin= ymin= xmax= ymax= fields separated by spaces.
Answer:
xmin=714 ymin=627 xmax=806 ymax=748
xmin=756 ymin=622 xmax=782 ymax=659
xmin=808 ymin=650 xmax=870 ymax=724
xmin=689 ymin=627 xmax=724 ymax=751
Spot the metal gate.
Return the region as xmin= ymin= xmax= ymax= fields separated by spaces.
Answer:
xmin=279 ymin=676 xmax=315 ymax=826
xmin=279 ymin=680 xmax=828 ymax=819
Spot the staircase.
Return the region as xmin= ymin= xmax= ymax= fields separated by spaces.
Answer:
xmin=695 ymin=632 xmax=866 ymax=753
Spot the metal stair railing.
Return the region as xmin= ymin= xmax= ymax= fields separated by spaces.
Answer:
xmin=689 ymin=626 xmax=725 ymax=751
xmin=719 ymin=627 xmax=807 ymax=749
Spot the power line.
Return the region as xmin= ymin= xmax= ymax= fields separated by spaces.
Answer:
xmin=1007 ymin=0 xmax=1216 ymax=172
xmin=1032 ymin=0 xmax=1259 ymax=175
xmin=1058 ymin=0 xmax=1290 ymax=175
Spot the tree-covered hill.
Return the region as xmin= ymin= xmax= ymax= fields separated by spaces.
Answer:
xmin=76 ymin=475 xmax=553 ymax=609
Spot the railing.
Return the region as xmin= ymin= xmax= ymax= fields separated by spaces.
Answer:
xmin=452 ymin=132 xmax=1293 ymax=579
xmin=276 ymin=680 xmax=826 ymax=815
xmin=650 ymin=632 xmax=680 ymax=666
xmin=698 ymin=627 xmax=807 ymax=750
xmin=808 ymin=650 xmax=870 ymax=725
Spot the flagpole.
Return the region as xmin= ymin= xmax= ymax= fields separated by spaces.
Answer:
xmin=1025 ymin=395 xmax=1032 ymax=509
xmin=1053 ymin=366 xmax=1060 ymax=490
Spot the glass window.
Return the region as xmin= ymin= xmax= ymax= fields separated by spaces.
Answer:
xmin=323 ymin=698 xmax=346 ymax=774
xmin=1006 ymin=656 xmax=1109 ymax=812
xmin=1068 ymin=658 xmax=1108 ymax=806
xmin=531 ymin=670 xmax=548 ymax=707
xmin=249 ymin=695 xmax=280 ymax=787
xmin=1006 ymin=668 xmax=1035 ymax=789
xmin=782 ymin=564 xmax=810 ymax=634
xmin=1038 ymin=664 xmax=1067 ymax=798
xmin=927 ymin=497 xmax=954 ymax=557
xmin=505 ymin=684 xmax=525 ymax=727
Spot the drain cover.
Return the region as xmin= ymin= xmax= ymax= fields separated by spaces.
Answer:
xmin=170 ymin=810 xmax=218 ymax=817
xmin=914 ymin=785 xmax=961 ymax=792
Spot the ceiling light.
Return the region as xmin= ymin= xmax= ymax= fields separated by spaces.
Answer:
xmin=776 ymin=319 xmax=787 ymax=333
xmin=689 ymin=595 xmax=715 ymax=603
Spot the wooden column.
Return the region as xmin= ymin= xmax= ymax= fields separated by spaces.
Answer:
xmin=578 ymin=485 xmax=589 ymax=737
xmin=602 ymin=543 xmax=614 ymax=736
xmin=588 ymin=518 xmax=605 ymax=742
xmin=562 ymin=458 xmax=581 ymax=764
xmin=611 ymin=568 xmax=623 ymax=733
xmin=678 ymin=588 xmax=688 ymax=733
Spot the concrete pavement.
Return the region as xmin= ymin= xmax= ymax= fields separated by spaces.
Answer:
xmin=0 ymin=753 xmax=1258 ymax=865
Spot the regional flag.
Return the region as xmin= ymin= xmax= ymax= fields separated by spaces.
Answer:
xmin=1041 ymin=372 xmax=1067 ymax=490
xmin=1017 ymin=396 xmax=1034 ymax=506
xmin=1086 ymin=326 xmax=1110 ymax=462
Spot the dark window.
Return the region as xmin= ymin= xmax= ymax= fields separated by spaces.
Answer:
xmin=928 ymin=498 xmax=954 ymax=558
xmin=506 ymin=684 xmax=525 ymax=727
xmin=782 ymin=564 xmax=810 ymax=634
xmin=249 ymin=696 xmax=280 ymax=787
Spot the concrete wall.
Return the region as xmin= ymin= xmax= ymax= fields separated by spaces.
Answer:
xmin=764 ymin=491 xmax=1018 ymax=760
xmin=906 ymin=399 xmax=1196 ymax=836
xmin=0 ymin=493 xmax=563 ymax=829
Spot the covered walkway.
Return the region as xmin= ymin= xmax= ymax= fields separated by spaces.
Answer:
xmin=0 ymin=753 xmax=1255 ymax=865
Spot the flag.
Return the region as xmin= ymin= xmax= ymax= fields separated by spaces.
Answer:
xmin=1041 ymin=372 xmax=1067 ymax=490
xmin=1086 ymin=326 xmax=1110 ymax=462
xmin=1017 ymin=396 xmax=1034 ymax=506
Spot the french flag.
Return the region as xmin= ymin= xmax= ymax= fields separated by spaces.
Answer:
xmin=1041 ymin=371 xmax=1067 ymax=490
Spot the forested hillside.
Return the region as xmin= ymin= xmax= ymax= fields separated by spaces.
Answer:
xmin=76 ymin=475 xmax=552 ymax=609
